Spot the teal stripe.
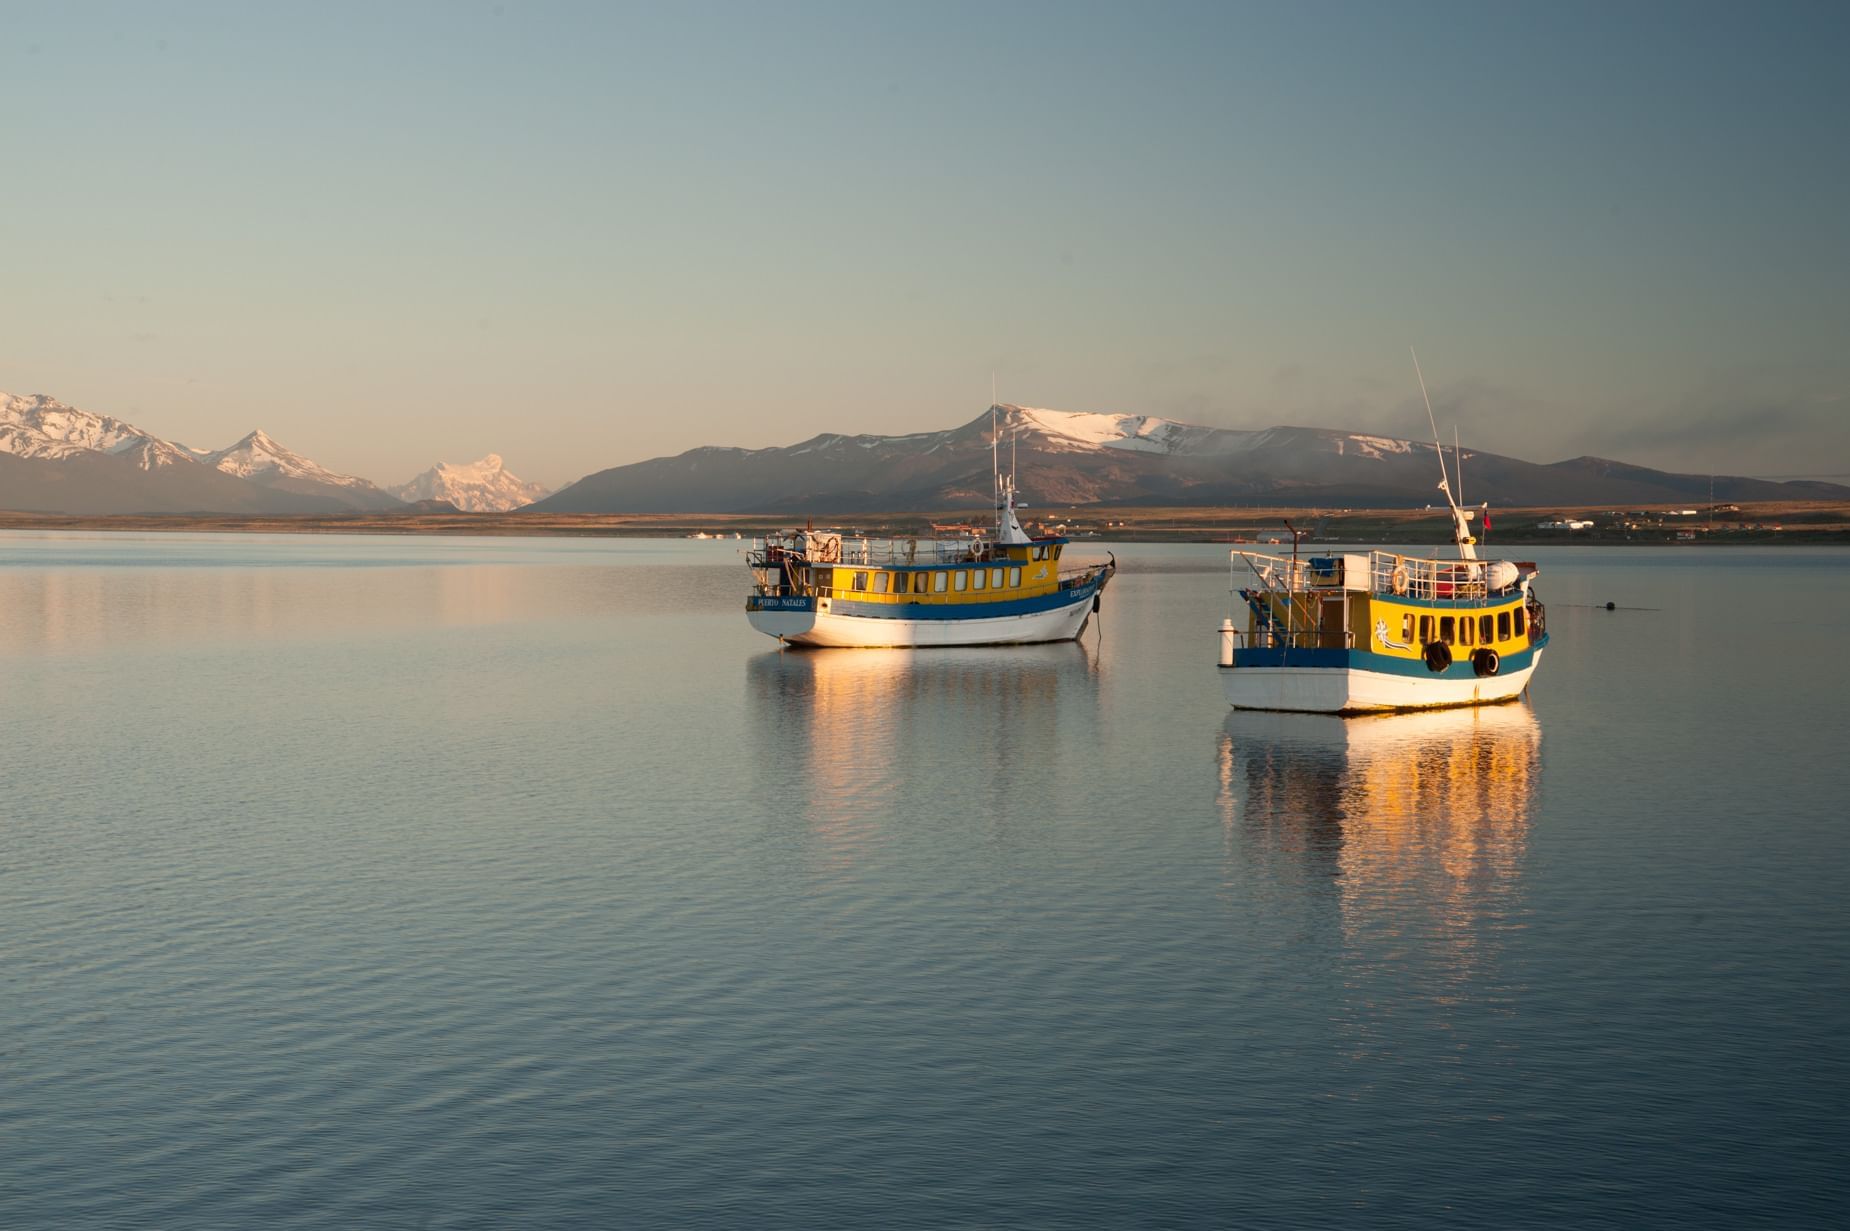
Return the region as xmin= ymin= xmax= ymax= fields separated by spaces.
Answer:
xmin=1231 ymin=636 xmax=1545 ymax=680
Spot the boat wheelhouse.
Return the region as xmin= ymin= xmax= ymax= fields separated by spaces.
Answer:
xmin=745 ymin=418 xmax=1115 ymax=647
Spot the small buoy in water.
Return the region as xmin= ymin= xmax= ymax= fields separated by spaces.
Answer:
xmin=1605 ymin=601 xmax=1616 ymax=611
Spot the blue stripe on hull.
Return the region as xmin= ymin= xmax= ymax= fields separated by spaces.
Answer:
xmin=1231 ymin=634 xmax=1547 ymax=680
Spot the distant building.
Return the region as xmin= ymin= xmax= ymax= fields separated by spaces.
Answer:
xmin=1538 ymin=519 xmax=1595 ymax=531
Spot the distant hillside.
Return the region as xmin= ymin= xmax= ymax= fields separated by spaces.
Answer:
xmin=528 ymin=405 xmax=1850 ymax=514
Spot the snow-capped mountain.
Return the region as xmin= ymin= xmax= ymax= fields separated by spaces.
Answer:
xmin=1009 ymin=406 xmax=1245 ymax=455
xmin=1 ymin=391 xmax=201 ymax=469
xmin=388 ymin=455 xmax=550 ymax=512
xmin=195 ymin=429 xmax=402 ymax=510
xmin=531 ymin=403 xmax=1850 ymax=514
xmin=1 ymin=390 xmax=404 ymax=514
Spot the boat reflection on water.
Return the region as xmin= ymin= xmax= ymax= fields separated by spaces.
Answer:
xmin=745 ymin=644 xmax=1102 ymax=871
xmin=1219 ymin=703 xmax=1542 ymax=975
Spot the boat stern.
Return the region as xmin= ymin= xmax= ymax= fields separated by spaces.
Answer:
xmin=746 ymin=593 xmax=819 ymax=642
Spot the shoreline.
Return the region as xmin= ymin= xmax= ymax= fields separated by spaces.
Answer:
xmin=2 ymin=500 xmax=1847 ymax=545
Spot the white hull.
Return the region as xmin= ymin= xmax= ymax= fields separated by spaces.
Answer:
xmin=1219 ymin=650 xmax=1542 ymax=714
xmin=749 ymin=596 xmax=1096 ymax=648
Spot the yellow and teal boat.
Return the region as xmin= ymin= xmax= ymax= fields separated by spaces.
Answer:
xmin=1217 ymin=355 xmax=1550 ymax=713
xmin=746 ymin=465 xmax=1114 ymax=648
xmin=1216 ymin=542 xmax=1547 ymax=713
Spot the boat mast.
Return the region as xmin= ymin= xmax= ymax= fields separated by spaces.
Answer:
xmin=1455 ymin=425 xmax=1463 ymax=507
xmin=991 ymin=393 xmax=1000 ymax=518
xmin=989 ymin=392 xmax=1031 ymax=546
xmin=1411 ymin=347 xmax=1478 ymax=561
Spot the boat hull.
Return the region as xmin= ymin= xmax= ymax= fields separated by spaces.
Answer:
xmin=748 ymin=586 xmax=1101 ymax=648
xmin=1220 ymin=642 xmax=1545 ymax=714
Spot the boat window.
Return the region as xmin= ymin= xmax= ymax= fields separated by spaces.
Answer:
xmin=1009 ymin=567 xmax=1022 ymax=588
xmin=852 ymin=571 xmax=868 ymax=592
xmin=973 ymin=569 xmax=987 ymax=590
xmin=933 ymin=572 xmax=947 ymax=592
xmin=1498 ymin=611 xmax=1511 ymax=640
xmin=1514 ymin=607 xmax=1526 ymax=637
xmin=991 ymin=568 xmax=1005 ymax=588
xmin=1460 ymin=616 xmax=1474 ymax=646
xmin=914 ymin=572 xmax=932 ymax=594
xmin=954 ymin=570 xmax=968 ymax=592
xmin=1420 ymin=615 xmax=1434 ymax=643
xmin=874 ymin=572 xmax=889 ymax=593
xmin=1031 ymin=545 xmax=1045 ymax=561
xmin=1480 ymin=615 xmax=1494 ymax=643
xmin=1440 ymin=616 xmax=1455 ymax=643
xmin=1402 ymin=613 xmax=1415 ymax=641
xmin=1051 ymin=545 xmax=1062 ymax=560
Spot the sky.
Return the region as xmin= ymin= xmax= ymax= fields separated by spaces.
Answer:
xmin=3 ymin=0 xmax=1847 ymax=488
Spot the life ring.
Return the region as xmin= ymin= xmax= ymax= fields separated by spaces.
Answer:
xmin=1390 ymin=565 xmax=1409 ymax=595
xmin=1422 ymin=640 xmax=1452 ymax=673
xmin=1472 ymin=647 xmax=1500 ymax=677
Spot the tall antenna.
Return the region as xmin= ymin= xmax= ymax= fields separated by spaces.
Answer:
xmin=1411 ymin=346 xmax=1477 ymax=560
xmin=1411 ymin=346 xmax=1451 ymax=497
xmin=991 ymin=402 xmax=1000 ymax=510
xmin=1455 ymin=425 xmax=1463 ymax=507
xmin=1010 ymin=407 xmax=1017 ymax=483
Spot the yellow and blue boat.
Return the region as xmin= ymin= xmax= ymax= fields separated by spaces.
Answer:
xmin=1216 ymin=540 xmax=1547 ymax=713
xmin=746 ymin=468 xmax=1115 ymax=648
xmin=1217 ymin=361 xmax=1549 ymax=713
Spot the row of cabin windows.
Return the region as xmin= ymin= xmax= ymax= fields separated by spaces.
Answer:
xmin=1029 ymin=545 xmax=1059 ymax=561
xmin=1404 ymin=608 xmax=1525 ymax=647
xmin=847 ymin=566 xmax=1025 ymax=595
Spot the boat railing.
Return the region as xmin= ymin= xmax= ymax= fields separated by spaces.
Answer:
xmin=751 ymin=536 xmax=990 ymax=567
xmin=1232 ymin=549 xmax=1509 ymax=603
xmin=1229 ymin=625 xmax=1355 ymax=650
xmin=1368 ymin=552 xmax=1495 ymax=602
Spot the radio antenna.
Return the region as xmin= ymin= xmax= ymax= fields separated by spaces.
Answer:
xmin=1455 ymin=424 xmax=1463 ymax=507
xmin=1411 ymin=346 xmax=1477 ymax=560
xmin=1412 ymin=346 xmax=1451 ymax=497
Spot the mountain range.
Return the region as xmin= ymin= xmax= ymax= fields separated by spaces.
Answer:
xmin=0 ymin=392 xmax=546 ymax=514
xmin=388 ymin=455 xmax=551 ymax=513
xmin=531 ymin=405 xmax=1850 ymax=513
xmin=5 ymin=392 xmax=1845 ymax=516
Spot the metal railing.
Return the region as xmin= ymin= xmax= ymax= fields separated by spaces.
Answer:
xmin=1367 ymin=553 xmax=1495 ymax=603
xmin=751 ymin=535 xmax=992 ymax=568
xmin=1225 ymin=626 xmax=1355 ymax=650
xmin=1233 ymin=549 xmax=1518 ymax=605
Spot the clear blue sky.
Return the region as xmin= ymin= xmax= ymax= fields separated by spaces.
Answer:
xmin=4 ymin=0 xmax=1846 ymax=486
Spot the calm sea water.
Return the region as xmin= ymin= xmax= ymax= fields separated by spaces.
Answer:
xmin=2 ymin=532 xmax=1846 ymax=1228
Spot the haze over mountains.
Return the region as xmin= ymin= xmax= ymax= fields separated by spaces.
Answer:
xmin=4 ymin=391 xmax=1844 ymax=517
xmin=532 ymin=405 xmax=1850 ymax=513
